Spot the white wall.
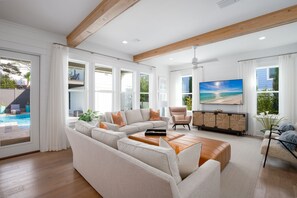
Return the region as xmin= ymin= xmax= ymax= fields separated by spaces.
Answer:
xmin=0 ymin=19 xmax=166 ymax=152
xmin=169 ymin=42 xmax=297 ymax=135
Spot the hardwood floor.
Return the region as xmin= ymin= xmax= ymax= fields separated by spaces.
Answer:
xmin=0 ymin=150 xmax=102 ymax=198
xmin=0 ymin=149 xmax=296 ymax=198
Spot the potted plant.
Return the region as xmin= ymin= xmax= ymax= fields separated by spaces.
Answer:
xmin=255 ymin=112 xmax=284 ymax=131
xmin=0 ymin=102 xmax=6 ymax=114
xmin=78 ymin=109 xmax=99 ymax=122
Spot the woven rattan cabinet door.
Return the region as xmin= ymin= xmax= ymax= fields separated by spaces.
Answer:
xmin=204 ymin=112 xmax=216 ymax=127
xmin=230 ymin=114 xmax=246 ymax=132
xmin=216 ymin=113 xmax=230 ymax=130
xmin=193 ymin=111 xmax=203 ymax=126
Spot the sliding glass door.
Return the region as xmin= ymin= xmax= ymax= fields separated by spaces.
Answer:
xmin=0 ymin=50 xmax=39 ymax=158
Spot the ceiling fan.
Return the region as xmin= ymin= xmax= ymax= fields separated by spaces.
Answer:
xmin=191 ymin=46 xmax=219 ymax=69
xmin=192 ymin=46 xmax=203 ymax=69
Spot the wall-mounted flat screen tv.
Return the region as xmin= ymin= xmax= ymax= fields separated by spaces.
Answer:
xmin=199 ymin=79 xmax=243 ymax=105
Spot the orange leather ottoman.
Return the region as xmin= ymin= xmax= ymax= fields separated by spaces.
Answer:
xmin=169 ymin=135 xmax=231 ymax=171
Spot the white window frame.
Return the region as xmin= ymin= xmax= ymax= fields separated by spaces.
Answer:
xmin=181 ymin=75 xmax=192 ymax=110
xmin=140 ymin=73 xmax=150 ymax=109
xmin=256 ymin=65 xmax=279 ymax=114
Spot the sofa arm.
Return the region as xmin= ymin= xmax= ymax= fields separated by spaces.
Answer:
xmin=102 ymin=122 xmax=120 ymax=131
xmin=178 ymin=160 xmax=220 ymax=198
xmin=160 ymin=116 xmax=170 ymax=123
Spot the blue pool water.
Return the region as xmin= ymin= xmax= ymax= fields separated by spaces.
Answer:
xmin=0 ymin=114 xmax=30 ymax=126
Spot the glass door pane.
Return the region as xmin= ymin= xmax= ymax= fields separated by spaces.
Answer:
xmin=0 ymin=50 xmax=39 ymax=158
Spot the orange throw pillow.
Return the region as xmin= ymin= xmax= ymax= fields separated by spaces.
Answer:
xmin=99 ymin=122 xmax=108 ymax=129
xmin=150 ymin=109 xmax=161 ymax=121
xmin=111 ymin=112 xmax=126 ymax=127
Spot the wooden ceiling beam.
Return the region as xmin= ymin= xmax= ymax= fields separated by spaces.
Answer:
xmin=133 ymin=4 xmax=297 ymax=62
xmin=67 ymin=0 xmax=139 ymax=48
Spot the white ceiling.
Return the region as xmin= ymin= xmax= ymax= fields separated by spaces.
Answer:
xmin=0 ymin=0 xmax=296 ymax=66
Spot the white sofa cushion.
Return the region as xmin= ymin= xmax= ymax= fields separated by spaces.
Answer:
xmin=118 ymin=125 xmax=139 ymax=134
xmin=91 ymin=128 xmax=126 ymax=149
xmin=141 ymin=109 xmax=150 ymax=121
xmin=130 ymin=122 xmax=154 ymax=131
xmin=159 ymin=138 xmax=202 ymax=179
xmin=125 ymin=109 xmax=144 ymax=124
xmin=75 ymin=120 xmax=96 ymax=137
xmin=148 ymin=120 xmax=167 ymax=128
xmin=118 ymin=138 xmax=182 ymax=184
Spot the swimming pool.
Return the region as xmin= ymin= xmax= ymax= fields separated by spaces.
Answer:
xmin=0 ymin=114 xmax=31 ymax=126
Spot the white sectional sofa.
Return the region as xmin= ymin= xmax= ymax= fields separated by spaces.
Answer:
xmin=101 ymin=109 xmax=169 ymax=134
xmin=66 ymin=126 xmax=221 ymax=198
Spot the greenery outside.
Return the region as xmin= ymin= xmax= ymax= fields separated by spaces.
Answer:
xmin=256 ymin=67 xmax=279 ymax=114
xmin=140 ymin=74 xmax=149 ymax=109
xmin=0 ymin=75 xmax=17 ymax=89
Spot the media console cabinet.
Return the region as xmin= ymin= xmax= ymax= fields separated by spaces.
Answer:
xmin=193 ymin=110 xmax=248 ymax=135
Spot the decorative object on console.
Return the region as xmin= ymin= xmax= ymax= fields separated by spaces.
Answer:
xmin=193 ymin=110 xmax=248 ymax=135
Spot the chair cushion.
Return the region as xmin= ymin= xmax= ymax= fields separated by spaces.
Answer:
xmin=118 ymin=138 xmax=182 ymax=184
xmin=174 ymin=115 xmax=185 ymax=121
xmin=261 ymin=139 xmax=297 ymax=164
xmin=118 ymin=125 xmax=139 ymax=134
xmin=75 ymin=120 xmax=96 ymax=137
xmin=159 ymin=138 xmax=202 ymax=179
xmin=91 ymin=128 xmax=126 ymax=149
xmin=125 ymin=109 xmax=144 ymax=124
xmin=278 ymin=130 xmax=297 ymax=151
xmin=130 ymin=122 xmax=153 ymax=131
xmin=150 ymin=109 xmax=161 ymax=121
xmin=141 ymin=109 xmax=150 ymax=121
xmin=111 ymin=112 xmax=126 ymax=127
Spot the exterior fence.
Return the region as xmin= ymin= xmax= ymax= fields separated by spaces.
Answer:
xmin=0 ymin=88 xmax=30 ymax=112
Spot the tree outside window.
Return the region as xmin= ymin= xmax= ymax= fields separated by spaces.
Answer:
xmin=140 ymin=73 xmax=149 ymax=109
xmin=256 ymin=66 xmax=279 ymax=114
xmin=182 ymin=76 xmax=192 ymax=110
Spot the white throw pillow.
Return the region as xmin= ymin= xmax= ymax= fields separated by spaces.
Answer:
xmin=91 ymin=128 xmax=126 ymax=149
xmin=75 ymin=120 xmax=96 ymax=137
xmin=159 ymin=137 xmax=202 ymax=179
xmin=118 ymin=138 xmax=182 ymax=184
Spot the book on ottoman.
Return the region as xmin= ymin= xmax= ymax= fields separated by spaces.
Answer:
xmin=145 ymin=129 xmax=167 ymax=136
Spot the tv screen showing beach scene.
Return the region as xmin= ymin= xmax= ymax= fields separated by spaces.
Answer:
xmin=199 ymin=79 xmax=243 ymax=105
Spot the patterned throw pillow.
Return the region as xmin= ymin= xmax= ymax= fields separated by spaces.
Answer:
xmin=111 ymin=112 xmax=126 ymax=127
xmin=279 ymin=123 xmax=295 ymax=134
xmin=99 ymin=122 xmax=108 ymax=129
xmin=150 ymin=109 xmax=161 ymax=121
xmin=278 ymin=130 xmax=297 ymax=151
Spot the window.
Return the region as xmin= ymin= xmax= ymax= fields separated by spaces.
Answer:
xmin=121 ymin=70 xmax=133 ymax=111
xmin=182 ymin=76 xmax=192 ymax=110
xmin=68 ymin=61 xmax=86 ymax=117
xmin=140 ymin=73 xmax=149 ymax=109
xmin=256 ymin=66 xmax=279 ymax=114
xmin=95 ymin=66 xmax=113 ymax=113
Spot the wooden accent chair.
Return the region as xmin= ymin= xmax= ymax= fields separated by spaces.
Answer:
xmin=169 ymin=107 xmax=192 ymax=130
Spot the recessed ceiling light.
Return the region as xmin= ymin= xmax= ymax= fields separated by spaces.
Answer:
xmin=259 ymin=36 xmax=266 ymax=40
xmin=122 ymin=40 xmax=128 ymax=44
xmin=169 ymin=58 xmax=174 ymax=61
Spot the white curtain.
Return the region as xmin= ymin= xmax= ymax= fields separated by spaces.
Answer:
xmin=238 ymin=60 xmax=257 ymax=135
xmin=169 ymin=71 xmax=182 ymax=107
xmin=279 ymin=54 xmax=297 ymax=124
xmin=46 ymin=44 xmax=69 ymax=151
xmin=192 ymin=67 xmax=204 ymax=110
xmin=149 ymin=68 xmax=157 ymax=109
